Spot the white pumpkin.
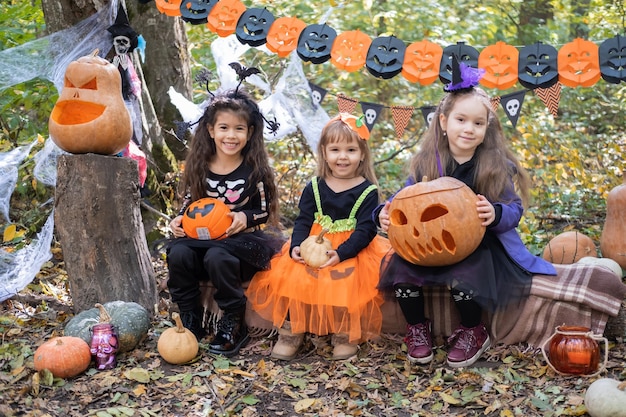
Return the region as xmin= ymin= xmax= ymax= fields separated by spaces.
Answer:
xmin=584 ymin=378 xmax=626 ymax=417
xmin=577 ymin=256 xmax=623 ymax=279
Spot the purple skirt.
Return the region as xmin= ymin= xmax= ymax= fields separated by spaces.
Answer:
xmin=378 ymin=232 xmax=532 ymax=312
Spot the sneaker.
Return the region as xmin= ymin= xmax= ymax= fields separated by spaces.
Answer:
xmin=271 ymin=322 xmax=304 ymax=361
xmin=404 ymin=321 xmax=433 ymax=364
xmin=330 ymin=334 xmax=358 ymax=360
xmin=446 ymin=323 xmax=491 ymax=368
xmin=208 ymin=309 xmax=250 ymax=357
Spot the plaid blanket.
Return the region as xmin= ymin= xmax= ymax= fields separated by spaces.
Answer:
xmin=203 ymin=262 xmax=626 ymax=347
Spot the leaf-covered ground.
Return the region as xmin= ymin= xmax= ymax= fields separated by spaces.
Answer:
xmin=1 ymin=248 xmax=625 ymax=417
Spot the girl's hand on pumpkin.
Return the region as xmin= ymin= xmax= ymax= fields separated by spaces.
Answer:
xmin=476 ymin=195 xmax=495 ymax=226
xmin=169 ymin=215 xmax=186 ymax=238
xmin=319 ymin=250 xmax=340 ymax=268
xmin=379 ymin=201 xmax=391 ymax=232
xmin=291 ymin=246 xmax=305 ymax=263
xmin=226 ymin=211 xmax=248 ymax=236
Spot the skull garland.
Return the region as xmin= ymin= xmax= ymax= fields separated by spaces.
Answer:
xmin=387 ymin=177 xmax=485 ymax=266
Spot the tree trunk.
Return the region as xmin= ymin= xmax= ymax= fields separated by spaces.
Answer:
xmin=54 ymin=154 xmax=158 ymax=314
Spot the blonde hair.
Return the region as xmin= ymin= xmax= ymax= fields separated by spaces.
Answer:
xmin=409 ymin=87 xmax=531 ymax=206
xmin=316 ymin=118 xmax=378 ymax=186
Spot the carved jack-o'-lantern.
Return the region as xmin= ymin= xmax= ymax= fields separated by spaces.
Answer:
xmin=49 ymin=50 xmax=132 ymax=155
xmin=331 ymin=30 xmax=372 ymax=72
xmin=478 ymin=41 xmax=519 ymax=90
xmin=155 ymin=0 xmax=182 ymax=16
xmin=558 ymin=38 xmax=601 ymax=88
xmin=179 ymin=0 xmax=217 ymax=25
xmin=402 ymin=40 xmax=443 ymax=85
xmin=182 ymin=198 xmax=232 ymax=240
xmin=365 ymin=35 xmax=406 ymax=79
xmin=266 ymin=16 xmax=307 ymax=58
xmin=387 ymin=177 xmax=485 ymax=266
xmin=599 ymin=35 xmax=626 ymax=84
xmin=518 ymin=42 xmax=559 ymax=89
xmin=235 ymin=7 xmax=275 ymax=47
xmin=439 ymin=42 xmax=480 ymax=85
xmin=297 ymin=23 xmax=337 ymax=64
xmin=206 ymin=0 xmax=246 ymax=37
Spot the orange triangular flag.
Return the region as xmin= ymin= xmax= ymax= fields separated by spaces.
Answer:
xmin=336 ymin=93 xmax=358 ymax=114
xmin=490 ymin=96 xmax=501 ymax=112
xmin=390 ymin=106 xmax=414 ymax=138
xmin=534 ymin=83 xmax=561 ymax=118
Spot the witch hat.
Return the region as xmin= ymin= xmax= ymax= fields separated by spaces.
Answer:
xmin=443 ymin=54 xmax=485 ymax=93
xmin=107 ymin=3 xmax=138 ymax=52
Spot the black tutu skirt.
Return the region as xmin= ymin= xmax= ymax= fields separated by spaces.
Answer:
xmin=378 ymin=232 xmax=532 ymax=312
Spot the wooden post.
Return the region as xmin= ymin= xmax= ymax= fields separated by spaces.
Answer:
xmin=54 ymin=154 xmax=157 ymax=314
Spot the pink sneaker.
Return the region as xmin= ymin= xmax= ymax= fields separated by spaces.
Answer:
xmin=404 ymin=321 xmax=433 ymax=364
xmin=446 ymin=323 xmax=491 ymax=368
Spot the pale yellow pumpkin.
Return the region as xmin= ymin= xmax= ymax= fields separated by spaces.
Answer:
xmin=300 ymin=229 xmax=332 ymax=268
xmin=157 ymin=312 xmax=199 ymax=365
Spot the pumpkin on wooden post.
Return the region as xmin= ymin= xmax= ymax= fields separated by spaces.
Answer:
xmin=387 ymin=177 xmax=485 ymax=266
xmin=49 ymin=49 xmax=132 ymax=155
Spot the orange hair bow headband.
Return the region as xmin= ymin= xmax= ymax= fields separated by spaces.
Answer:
xmin=331 ymin=113 xmax=370 ymax=140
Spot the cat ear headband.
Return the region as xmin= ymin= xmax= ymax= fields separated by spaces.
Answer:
xmin=331 ymin=113 xmax=370 ymax=140
xmin=174 ymin=63 xmax=280 ymax=141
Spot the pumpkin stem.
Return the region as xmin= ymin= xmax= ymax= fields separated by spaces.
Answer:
xmin=172 ymin=312 xmax=186 ymax=333
xmin=91 ymin=49 xmax=99 ymax=57
xmin=95 ymin=303 xmax=112 ymax=323
xmin=619 ymin=381 xmax=626 ymax=391
xmin=422 ymin=176 xmax=428 ymax=182
xmin=315 ymin=229 xmax=329 ymax=244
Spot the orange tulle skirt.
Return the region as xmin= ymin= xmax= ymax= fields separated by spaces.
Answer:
xmin=246 ymin=224 xmax=391 ymax=343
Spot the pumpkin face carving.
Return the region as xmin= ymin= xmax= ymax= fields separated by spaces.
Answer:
xmin=478 ymin=41 xmax=519 ymax=90
xmin=206 ymin=0 xmax=246 ymax=37
xmin=366 ymin=35 xmax=406 ymax=79
xmin=331 ymin=30 xmax=372 ymax=72
xmin=182 ymin=198 xmax=232 ymax=240
xmin=297 ymin=24 xmax=337 ymax=64
xmin=179 ymin=0 xmax=218 ymax=25
xmin=402 ymin=40 xmax=443 ymax=85
xmin=266 ymin=16 xmax=307 ymax=58
xmin=387 ymin=177 xmax=485 ymax=266
xmin=518 ymin=42 xmax=559 ymax=89
xmin=558 ymin=38 xmax=601 ymax=87
xmin=49 ymin=51 xmax=132 ymax=155
xmin=599 ymin=35 xmax=626 ymax=84
xmin=155 ymin=0 xmax=183 ymax=16
xmin=439 ymin=42 xmax=480 ymax=85
xmin=235 ymin=7 xmax=275 ymax=47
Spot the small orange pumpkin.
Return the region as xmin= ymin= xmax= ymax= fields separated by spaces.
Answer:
xmin=542 ymin=230 xmax=597 ymax=264
xmin=402 ymin=40 xmax=443 ymax=85
xmin=300 ymin=229 xmax=332 ymax=268
xmin=182 ymin=198 xmax=232 ymax=240
xmin=558 ymin=38 xmax=601 ymax=88
xmin=478 ymin=41 xmax=519 ymax=90
xmin=205 ymin=0 xmax=246 ymax=37
xmin=49 ymin=49 xmax=132 ymax=155
xmin=33 ymin=336 xmax=92 ymax=378
xmin=330 ymin=30 xmax=372 ymax=72
xmin=387 ymin=177 xmax=485 ymax=266
xmin=266 ymin=16 xmax=307 ymax=58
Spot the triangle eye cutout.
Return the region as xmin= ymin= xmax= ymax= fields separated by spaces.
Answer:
xmin=64 ymin=77 xmax=98 ymax=90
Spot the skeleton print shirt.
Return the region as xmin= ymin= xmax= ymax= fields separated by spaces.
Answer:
xmin=178 ymin=163 xmax=270 ymax=228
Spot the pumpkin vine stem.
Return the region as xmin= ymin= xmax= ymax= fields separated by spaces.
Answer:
xmin=316 ymin=229 xmax=329 ymax=244
xmin=95 ymin=303 xmax=112 ymax=323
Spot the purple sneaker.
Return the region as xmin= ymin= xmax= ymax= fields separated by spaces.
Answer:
xmin=404 ymin=320 xmax=433 ymax=364
xmin=446 ymin=323 xmax=491 ymax=368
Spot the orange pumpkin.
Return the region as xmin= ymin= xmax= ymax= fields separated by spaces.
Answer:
xmin=33 ymin=336 xmax=92 ymax=378
xmin=600 ymin=170 xmax=626 ymax=270
xmin=155 ymin=0 xmax=182 ymax=16
xmin=266 ymin=16 xmax=307 ymax=58
xmin=49 ymin=50 xmax=132 ymax=155
xmin=542 ymin=230 xmax=597 ymax=264
xmin=401 ymin=40 xmax=443 ymax=85
xmin=205 ymin=0 xmax=246 ymax=37
xmin=387 ymin=177 xmax=485 ymax=266
xmin=182 ymin=198 xmax=232 ymax=240
xmin=478 ymin=41 xmax=519 ymax=90
xmin=330 ymin=30 xmax=372 ymax=72
xmin=558 ymin=38 xmax=601 ymax=88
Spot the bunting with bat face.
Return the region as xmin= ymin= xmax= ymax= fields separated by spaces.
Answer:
xmin=359 ymin=101 xmax=384 ymax=132
xmin=500 ymin=90 xmax=526 ymax=128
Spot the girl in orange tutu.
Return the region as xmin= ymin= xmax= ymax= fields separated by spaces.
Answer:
xmin=246 ymin=113 xmax=390 ymax=360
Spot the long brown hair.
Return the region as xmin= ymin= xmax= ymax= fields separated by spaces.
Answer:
xmin=409 ymin=87 xmax=531 ymax=206
xmin=180 ymin=89 xmax=279 ymax=224
xmin=316 ymin=117 xmax=378 ymax=186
